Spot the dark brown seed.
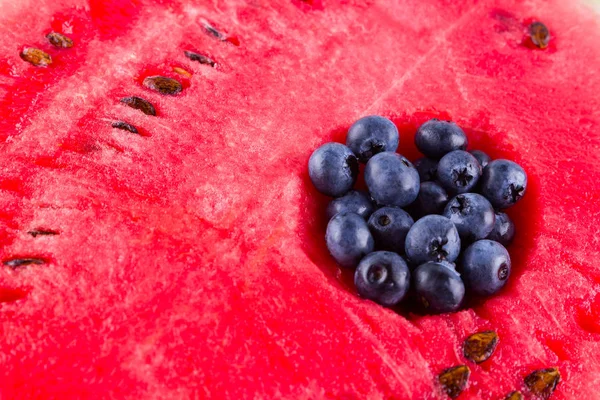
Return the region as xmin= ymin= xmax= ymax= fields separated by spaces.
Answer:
xmin=529 ymin=22 xmax=550 ymax=49
xmin=46 ymin=32 xmax=74 ymax=48
xmin=120 ymin=96 xmax=157 ymax=116
xmin=504 ymin=391 xmax=523 ymax=400
xmin=203 ymin=22 xmax=226 ymax=41
xmin=524 ymin=368 xmax=560 ymax=399
xmin=184 ymin=50 xmax=216 ymax=67
xmin=112 ymin=121 xmax=139 ymax=134
xmin=438 ymin=365 xmax=470 ymax=399
xmin=463 ymin=331 xmax=499 ymax=364
xmin=28 ymin=229 xmax=59 ymax=237
xmin=4 ymin=258 xmax=45 ymax=269
xmin=20 ymin=47 xmax=52 ymax=67
xmin=142 ymin=76 xmax=182 ymax=95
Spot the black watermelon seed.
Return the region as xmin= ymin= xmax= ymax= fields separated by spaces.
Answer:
xmin=112 ymin=121 xmax=139 ymax=134
xmin=20 ymin=47 xmax=52 ymax=67
xmin=46 ymin=32 xmax=74 ymax=48
xmin=120 ymin=96 xmax=157 ymax=116
xmin=463 ymin=331 xmax=499 ymax=364
xmin=28 ymin=229 xmax=59 ymax=237
xmin=184 ymin=50 xmax=216 ymax=67
xmin=3 ymin=258 xmax=45 ymax=269
xmin=142 ymin=76 xmax=182 ymax=95
xmin=438 ymin=365 xmax=470 ymax=399
xmin=524 ymin=368 xmax=560 ymax=399
xmin=203 ymin=22 xmax=226 ymax=41
xmin=529 ymin=22 xmax=550 ymax=49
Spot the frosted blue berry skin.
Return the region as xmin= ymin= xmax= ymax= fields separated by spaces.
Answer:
xmin=460 ymin=240 xmax=511 ymax=296
xmin=480 ymin=159 xmax=528 ymax=209
xmin=405 ymin=215 xmax=461 ymax=264
xmin=309 ymin=143 xmax=358 ymax=197
xmin=437 ymin=150 xmax=482 ymax=194
xmin=443 ymin=193 xmax=495 ymax=242
xmin=486 ymin=212 xmax=516 ymax=246
xmin=414 ymin=261 xmax=465 ymax=314
xmin=346 ymin=115 xmax=399 ymax=163
xmin=326 ymin=212 xmax=374 ymax=268
xmin=415 ymin=119 xmax=468 ymax=159
xmin=326 ymin=190 xmax=375 ymax=220
xmin=368 ymin=207 xmax=414 ymax=254
xmin=365 ymin=152 xmax=420 ymax=207
xmin=354 ymin=251 xmax=411 ymax=306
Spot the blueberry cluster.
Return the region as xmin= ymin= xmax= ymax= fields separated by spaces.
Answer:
xmin=309 ymin=116 xmax=527 ymax=314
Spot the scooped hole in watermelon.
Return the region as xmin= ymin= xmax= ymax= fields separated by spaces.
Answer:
xmin=300 ymin=110 xmax=539 ymax=314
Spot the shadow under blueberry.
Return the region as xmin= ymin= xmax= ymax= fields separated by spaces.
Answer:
xmin=299 ymin=111 xmax=540 ymax=318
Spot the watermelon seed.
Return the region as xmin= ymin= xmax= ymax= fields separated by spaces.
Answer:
xmin=438 ymin=365 xmax=470 ymax=399
xmin=46 ymin=32 xmax=74 ymax=48
xmin=463 ymin=330 xmax=499 ymax=363
xmin=143 ymin=76 xmax=183 ymax=95
xmin=120 ymin=96 xmax=157 ymax=116
xmin=112 ymin=121 xmax=139 ymax=134
xmin=28 ymin=229 xmax=59 ymax=237
xmin=504 ymin=391 xmax=523 ymax=400
xmin=529 ymin=22 xmax=550 ymax=49
xmin=184 ymin=51 xmax=216 ymax=67
xmin=524 ymin=368 xmax=560 ymax=399
xmin=203 ymin=22 xmax=226 ymax=41
xmin=20 ymin=47 xmax=52 ymax=67
xmin=3 ymin=258 xmax=45 ymax=269
xmin=173 ymin=67 xmax=193 ymax=78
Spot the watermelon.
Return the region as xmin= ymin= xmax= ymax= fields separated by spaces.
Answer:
xmin=1 ymin=0 xmax=600 ymax=398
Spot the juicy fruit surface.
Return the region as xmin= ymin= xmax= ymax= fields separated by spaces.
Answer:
xmin=1 ymin=0 xmax=600 ymax=399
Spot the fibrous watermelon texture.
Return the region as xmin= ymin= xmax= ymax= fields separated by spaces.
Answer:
xmin=1 ymin=0 xmax=600 ymax=398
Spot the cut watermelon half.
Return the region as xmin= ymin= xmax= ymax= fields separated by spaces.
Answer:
xmin=1 ymin=0 xmax=600 ymax=398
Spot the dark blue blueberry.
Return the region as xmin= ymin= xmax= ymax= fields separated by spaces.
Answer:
xmin=470 ymin=150 xmax=491 ymax=169
xmin=367 ymin=207 xmax=414 ymax=254
xmin=480 ymin=159 xmax=527 ymax=209
xmin=409 ymin=181 xmax=449 ymax=219
xmin=413 ymin=261 xmax=465 ymax=314
xmin=437 ymin=150 xmax=482 ymax=194
xmin=460 ymin=240 xmax=511 ymax=296
xmin=326 ymin=190 xmax=375 ymax=220
xmin=443 ymin=193 xmax=495 ymax=242
xmin=486 ymin=212 xmax=516 ymax=247
xmin=354 ymin=251 xmax=411 ymax=306
xmin=365 ymin=152 xmax=420 ymax=207
xmin=326 ymin=212 xmax=374 ymax=268
xmin=414 ymin=119 xmax=468 ymax=159
xmin=414 ymin=157 xmax=438 ymax=182
xmin=405 ymin=215 xmax=461 ymax=264
xmin=308 ymin=143 xmax=358 ymax=197
xmin=346 ymin=115 xmax=399 ymax=163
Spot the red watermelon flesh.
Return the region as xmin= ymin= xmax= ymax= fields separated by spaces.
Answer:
xmin=1 ymin=0 xmax=600 ymax=398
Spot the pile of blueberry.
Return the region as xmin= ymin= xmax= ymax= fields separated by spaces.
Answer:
xmin=308 ymin=116 xmax=527 ymax=314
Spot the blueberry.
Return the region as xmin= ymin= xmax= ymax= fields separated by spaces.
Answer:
xmin=354 ymin=251 xmax=411 ymax=306
xmin=460 ymin=240 xmax=511 ymax=296
xmin=308 ymin=143 xmax=358 ymax=197
xmin=415 ymin=119 xmax=468 ymax=159
xmin=486 ymin=212 xmax=516 ymax=247
xmin=365 ymin=152 xmax=420 ymax=207
xmin=443 ymin=193 xmax=495 ymax=242
xmin=326 ymin=190 xmax=375 ymax=220
xmin=413 ymin=261 xmax=465 ymax=314
xmin=437 ymin=150 xmax=482 ymax=194
xmin=326 ymin=212 xmax=375 ymax=268
xmin=346 ymin=115 xmax=399 ymax=162
xmin=405 ymin=215 xmax=461 ymax=264
xmin=368 ymin=207 xmax=414 ymax=254
xmin=414 ymin=157 xmax=438 ymax=182
xmin=470 ymin=150 xmax=491 ymax=169
xmin=480 ymin=160 xmax=527 ymax=209
xmin=409 ymin=181 xmax=449 ymax=219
